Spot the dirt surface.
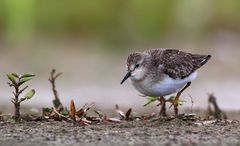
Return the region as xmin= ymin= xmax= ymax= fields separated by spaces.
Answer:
xmin=0 ymin=116 xmax=240 ymax=146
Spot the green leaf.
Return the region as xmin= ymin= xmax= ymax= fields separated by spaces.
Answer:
xmin=178 ymin=100 xmax=186 ymax=106
xmin=19 ymin=89 xmax=35 ymax=103
xmin=42 ymin=107 xmax=53 ymax=113
xmin=21 ymin=73 xmax=35 ymax=78
xmin=7 ymin=74 xmax=16 ymax=84
xmin=144 ymin=96 xmax=158 ymax=106
xmin=18 ymin=78 xmax=32 ymax=86
xmin=42 ymin=107 xmax=53 ymax=116
xmin=24 ymin=89 xmax=35 ymax=99
xmin=61 ymin=108 xmax=69 ymax=116
xmin=11 ymin=73 xmax=19 ymax=78
xmin=19 ymin=97 xmax=27 ymax=103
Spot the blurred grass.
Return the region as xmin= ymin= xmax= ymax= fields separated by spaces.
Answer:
xmin=0 ymin=0 xmax=240 ymax=49
xmin=3 ymin=0 xmax=35 ymax=43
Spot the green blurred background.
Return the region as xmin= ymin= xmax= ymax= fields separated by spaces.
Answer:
xmin=1 ymin=0 xmax=240 ymax=47
xmin=0 ymin=0 xmax=240 ymax=113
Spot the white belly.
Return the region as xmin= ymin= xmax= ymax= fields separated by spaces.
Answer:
xmin=131 ymin=72 xmax=197 ymax=97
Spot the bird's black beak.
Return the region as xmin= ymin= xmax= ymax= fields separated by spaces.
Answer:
xmin=120 ymin=72 xmax=131 ymax=85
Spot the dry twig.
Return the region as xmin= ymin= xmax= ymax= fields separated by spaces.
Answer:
xmin=189 ymin=94 xmax=194 ymax=113
xmin=53 ymin=107 xmax=68 ymax=119
xmin=208 ymin=94 xmax=227 ymax=120
xmin=48 ymin=69 xmax=63 ymax=110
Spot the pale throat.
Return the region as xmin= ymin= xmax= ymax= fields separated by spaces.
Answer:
xmin=130 ymin=68 xmax=146 ymax=81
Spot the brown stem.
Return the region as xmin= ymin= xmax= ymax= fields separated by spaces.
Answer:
xmin=48 ymin=69 xmax=63 ymax=110
xmin=13 ymin=83 xmax=20 ymax=120
xmin=208 ymin=94 xmax=227 ymax=120
xmin=14 ymin=103 xmax=20 ymax=120
xmin=9 ymin=74 xmax=33 ymax=120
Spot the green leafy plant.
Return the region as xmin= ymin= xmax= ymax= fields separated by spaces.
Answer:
xmin=144 ymin=96 xmax=158 ymax=106
xmin=144 ymin=96 xmax=186 ymax=107
xmin=7 ymin=73 xmax=35 ymax=120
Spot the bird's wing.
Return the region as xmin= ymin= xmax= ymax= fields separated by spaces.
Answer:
xmin=148 ymin=49 xmax=211 ymax=79
xmin=160 ymin=49 xmax=193 ymax=79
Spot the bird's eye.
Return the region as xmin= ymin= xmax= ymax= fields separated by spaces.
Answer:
xmin=135 ymin=64 xmax=140 ymax=68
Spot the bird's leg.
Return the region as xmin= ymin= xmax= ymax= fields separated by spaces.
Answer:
xmin=172 ymin=82 xmax=191 ymax=116
xmin=158 ymin=96 xmax=167 ymax=117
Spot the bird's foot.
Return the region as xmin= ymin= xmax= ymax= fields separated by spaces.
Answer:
xmin=158 ymin=96 xmax=167 ymax=117
xmin=167 ymin=96 xmax=179 ymax=116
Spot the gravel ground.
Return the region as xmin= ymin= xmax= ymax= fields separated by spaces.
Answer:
xmin=0 ymin=117 xmax=240 ymax=146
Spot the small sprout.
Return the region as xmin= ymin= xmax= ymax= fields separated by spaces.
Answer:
xmin=7 ymin=73 xmax=35 ymax=120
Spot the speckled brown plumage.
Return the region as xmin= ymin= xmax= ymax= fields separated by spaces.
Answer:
xmin=127 ymin=52 xmax=142 ymax=71
xmin=146 ymin=48 xmax=211 ymax=79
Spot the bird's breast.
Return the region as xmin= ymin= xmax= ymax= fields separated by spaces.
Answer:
xmin=131 ymin=72 xmax=197 ymax=97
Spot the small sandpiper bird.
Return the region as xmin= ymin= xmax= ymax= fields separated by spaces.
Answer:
xmin=120 ymin=48 xmax=211 ymax=116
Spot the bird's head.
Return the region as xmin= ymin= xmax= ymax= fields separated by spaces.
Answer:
xmin=121 ymin=52 xmax=148 ymax=84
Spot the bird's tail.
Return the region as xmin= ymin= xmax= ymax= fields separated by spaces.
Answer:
xmin=200 ymin=54 xmax=211 ymax=66
xmin=192 ymin=54 xmax=212 ymax=67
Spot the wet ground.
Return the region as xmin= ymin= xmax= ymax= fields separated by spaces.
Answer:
xmin=0 ymin=114 xmax=240 ymax=146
